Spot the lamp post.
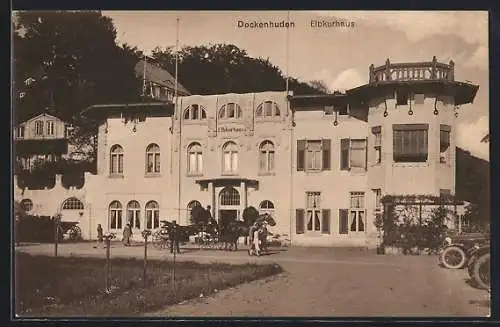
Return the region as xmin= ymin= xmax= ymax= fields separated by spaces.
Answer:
xmin=103 ymin=232 xmax=116 ymax=293
xmin=141 ymin=229 xmax=152 ymax=288
xmin=53 ymin=213 xmax=61 ymax=257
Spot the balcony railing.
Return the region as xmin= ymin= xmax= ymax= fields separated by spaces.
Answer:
xmin=369 ymin=56 xmax=455 ymax=84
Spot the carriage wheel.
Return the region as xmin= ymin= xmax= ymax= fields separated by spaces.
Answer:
xmin=152 ymin=232 xmax=165 ymax=250
xmin=68 ymin=226 xmax=82 ymax=241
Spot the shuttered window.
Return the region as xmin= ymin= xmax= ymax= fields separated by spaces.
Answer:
xmin=296 ymin=209 xmax=305 ymax=234
xmin=321 ymin=209 xmax=331 ymax=234
xmin=322 ymin=139 xmax=331 ymax=170
xmin=297 ymin=139 xmax=331 ymax=172
xmin=341 ymin=138 xmax=367 ymax=170
xmin=339 ymin=209 xmax=348 ymax=234
xmin=297 ymin=140 xmax=306 ymax=171
xmin=340 ymin=139 xmax=350 ymax=170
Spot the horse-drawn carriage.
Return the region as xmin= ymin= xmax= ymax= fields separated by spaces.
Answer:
xmin=150 ymin=214 xmax=276 ymax=255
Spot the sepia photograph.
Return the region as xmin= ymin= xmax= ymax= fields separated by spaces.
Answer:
xmin=12 ymin=10 xmax=490 ymax=318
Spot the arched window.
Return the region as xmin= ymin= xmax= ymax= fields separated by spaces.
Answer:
xmin=259 ymin=140 xmax=275 ymax=173
xmin=218 ymin=103 xmax=242 ymax=119
xmin=62 ymin=197 xmax=84 ymax=210
xmin=222 ymin=141 xmax=238 ymax=174
xmin=184 ymin=104 xmax=207 ymax=120
xmin=219 ymin=187 xmax=240 ymax=206
xmin=20 ymin=199 xmax=33 ymax=212
xmin=145 ymin=201 xmax=160 ymax=229
xmin=127 ymin=200 xmax=141 ymax=229
xmin=260 ymin=200 xmax=275 ymax=210
xmin=110 ymin=145 xmax=124 ymax=174
xmin=187 ymin=200 xmax=202 ymax=223
xmin=256 ymin=101 xmax=280 ymax=118
xmin=109 ymin=201 xmax=123 ymax=229
xmin=146 ymin=143 xmax=160 ymax=174
xmin=187 ymin=142 xmax=203 ymax=175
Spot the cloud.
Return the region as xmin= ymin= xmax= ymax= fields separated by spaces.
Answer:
xmin=463 ymin=46 xmax=488 ymax=69
xmin=313 ymin=11 xmax=488 ymax=48
xmin=456 ymin=115 xmax=489 ymax=160
xmin=310 ymin=68 xmax=366 ymax=92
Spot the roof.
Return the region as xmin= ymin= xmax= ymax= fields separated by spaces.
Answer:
xmin=14 ymin=111 xmax=65 ymax=125
xmin=135 ymin=59 xmax=191 ymax=96
xmin=347 ymin=80 xmax=479 ymax=106
xmin=81 ymin=102 xmax=175 ymax=120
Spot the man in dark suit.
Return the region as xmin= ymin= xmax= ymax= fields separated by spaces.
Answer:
xmin=169 ymin=220 xmax=181 ymax=254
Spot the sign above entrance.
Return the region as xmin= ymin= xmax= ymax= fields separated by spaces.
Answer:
xmin=217 ymin=126 xmax=246 ymax=133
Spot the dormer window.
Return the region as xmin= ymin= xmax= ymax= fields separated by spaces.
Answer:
xmin=256 ymin=101 xmax=280 ymax=118
xmin=218 ymin=103 xmax=242 ymax=120
xmin=184 ymin=104 xmax=207 ymax=120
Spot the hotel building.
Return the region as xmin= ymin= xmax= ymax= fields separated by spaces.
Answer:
xmin=13 ymin=57 xmax=479 ymax=247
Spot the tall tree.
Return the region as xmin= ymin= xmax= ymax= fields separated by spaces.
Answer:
xmin=150 ymin=43 xmax=325 ymax=96
xmin=13 ymin=11 xmax=142 ymax=123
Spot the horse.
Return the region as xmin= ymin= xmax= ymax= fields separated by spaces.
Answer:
xmin=218 ymin=220 xmax=251 ymax=251
xmin=248 ymin=213 xmax=276 ymax=251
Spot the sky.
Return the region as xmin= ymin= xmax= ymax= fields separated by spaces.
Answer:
xmin=103 ymin=10 xmax=489 ymax=160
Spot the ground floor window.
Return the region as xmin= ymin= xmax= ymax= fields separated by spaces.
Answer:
xmin=109 ymin=201 xmax=123 ymax=230
xmin=146 ymin=201 xmax=160 ymax=229
xmin=350 ymin=192 xmax=365 ymax=232
xmin=306 ymin=192 xmax=321 ymax=231
xmin=127 ymin=201 xmax=141 ymax=229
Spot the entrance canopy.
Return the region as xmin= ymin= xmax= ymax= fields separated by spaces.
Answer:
xmin=195 ymin=177 xmax=259 ymax=188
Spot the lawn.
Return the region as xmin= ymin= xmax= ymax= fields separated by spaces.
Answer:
xmin=14 ymin=253 xmax=283 ymax=317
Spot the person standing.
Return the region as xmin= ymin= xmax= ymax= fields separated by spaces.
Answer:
xmin=169 ymin=220 xmax=181 ymax=254
xmin=123 ymin=223 xmax=132 ymax=246
xmin=94 ymin=224 xmax=104 ymax=248
xmin=253 ymin=224 xmax=261 ymax=256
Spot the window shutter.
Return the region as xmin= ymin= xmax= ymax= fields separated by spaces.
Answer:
xmin=297 ymin=140 xmax=306 ymax=171
xmin=322 ymin=139 xmax=331 ymax=170
xmin=339 ymin=209 xmax=348 ymax=234
xmin=340 ymin=138 xmax=350 ymax=170
xmin=365 ymin=137 xmax=368 ymax=170
xmin=321 ymin=209 xmax=331 ymax=234
xmin=296 ymin=209 xmax=305 ymax=234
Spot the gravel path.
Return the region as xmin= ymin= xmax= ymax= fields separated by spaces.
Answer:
xmin=16 ymin=243 xmax=490 ymax=317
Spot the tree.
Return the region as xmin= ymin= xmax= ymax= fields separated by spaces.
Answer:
xmin=150 ymin=43 xmax=326 ymax=96
xmin=190 ymin=203 xmax=209 ymax=226
xmin=13 ymin=11 xmax=142 ymax=124
xmin=242 ymin=206 xmax=259 ymax=226
xmin=308 ymin=80 xmax=330 ymax=94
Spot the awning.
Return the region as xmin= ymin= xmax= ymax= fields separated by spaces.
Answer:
xmin=15 ymin=139 xmax=68 ymax=156
xmin=195 ymin=177 xmax=259 ymax=188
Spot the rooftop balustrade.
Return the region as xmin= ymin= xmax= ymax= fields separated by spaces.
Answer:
xmin=369 ymin=56 xmax=455 ymax=84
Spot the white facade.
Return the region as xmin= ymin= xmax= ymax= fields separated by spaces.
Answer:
xmin=13 ymin=60 xmax=478 ymax=247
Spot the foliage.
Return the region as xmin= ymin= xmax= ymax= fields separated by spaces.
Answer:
xmin=16 ymin=215 xmax=64 ymax=242
xmin=378 ymin=195 xmax=453 ymax=253
xmin=13 ymin=11 xmax=142 ymax=125
xmin=190 ymin=203 xmax=209 ymax=226
xmin=16 ymin=159 xmax=95 ymax=190
xmin=308 ymin=80 xmax=330 ymax=94
xmin=150 ymin=44 xmax=327 ymax=96
xmin=242 ymin=206 xmax=259 ymax=226
xmin=15 ymin=253 xmax=283 ymax=316
xmin=455 ymin=147 xmax=490 ymax=229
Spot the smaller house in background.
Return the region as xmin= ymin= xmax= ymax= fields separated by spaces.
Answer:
xmin=134 ymin=59 xmax=191 ymax=102
xmin=481 ymin=133 xmax=489 ymax=143
xmin=14 ymin=112 xmax=75 ymax=171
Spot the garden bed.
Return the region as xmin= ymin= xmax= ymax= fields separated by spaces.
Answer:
xmin=14 ymin=253 xmax=283 ymax=317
